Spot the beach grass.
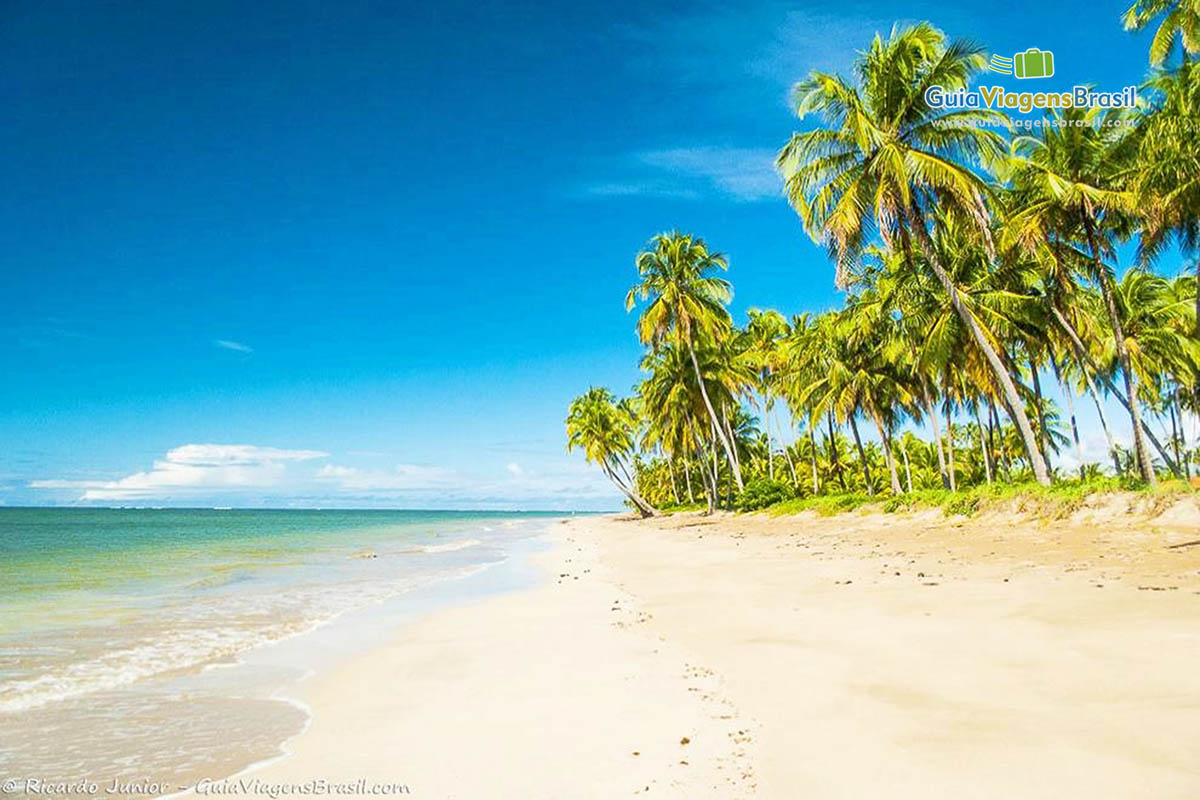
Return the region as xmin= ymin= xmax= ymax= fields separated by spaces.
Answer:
xmin=762 ymin=477 xmax=1197 ymax=520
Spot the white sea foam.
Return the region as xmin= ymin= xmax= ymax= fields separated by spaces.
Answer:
xmin=418 ymin=537 xmax=483 ymax=553
xmin=0 ymin=561 xmax=497 ymax=713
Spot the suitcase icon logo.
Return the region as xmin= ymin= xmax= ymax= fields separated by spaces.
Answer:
xmin=989 ymin=48 xmax=1055 ymax=79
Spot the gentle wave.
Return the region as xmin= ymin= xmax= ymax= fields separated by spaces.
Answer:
xmin=0 ymin=562 xmax=496 ymax=713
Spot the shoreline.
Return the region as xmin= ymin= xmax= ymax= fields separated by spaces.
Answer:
xmin=245 ymin=499 xmax=1198 ymax=798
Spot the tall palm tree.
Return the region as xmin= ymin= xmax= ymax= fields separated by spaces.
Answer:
xmin=1123 ymin=0 xmax=1200 ymax=65
xmin=776 ymin=22 xmax=1052 ymax=486
xmin=626 ymin=232 xmax=745 ymax=489
xmin=566 ymin=387 xmax=659 ymax=517
xmin=1005 ymin=105 xmax=1160 ymax=483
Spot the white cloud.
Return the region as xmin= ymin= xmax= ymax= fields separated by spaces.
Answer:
xmin=582 ymin=181 xmax=702 ymax=200
xmin=28 ymin=445 xmax=621 ymax=509
xmin=582 ymin=147 xmax=781 ymax=203
xmin=640 ymin=147 xmax=781 ymax=202
xmin=316 ymin=463 xmax=456 ymax=492
xmin=214 ymin=339 xmax=253 ymax=353
xmin=31 ymin=444 xmax=328 ymax=502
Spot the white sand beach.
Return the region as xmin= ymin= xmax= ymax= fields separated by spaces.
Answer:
xmin=247 ymin=497 xmax=1200 ymax=799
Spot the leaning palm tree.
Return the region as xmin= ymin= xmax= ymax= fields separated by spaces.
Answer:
xmin=566 ymin=387 xmax=659 ymax=517
xmin=625 ymin=232 xmax=745 ymax=489
xmin=776 ymin=22 xmax=1052 ymax=486
xmin=1123 ymin=0 xmax=1200 ymax=65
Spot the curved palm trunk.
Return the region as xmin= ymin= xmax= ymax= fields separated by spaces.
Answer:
xmin=848 ymin=413 xmax=872 ymax=495
xmin=683 ymin=457 xmax=695 ymax=503
xmin=602 ymin=461 xmax=658 ymax=518
xmin=688 ymin=346 xmax=744 ymax=490
xmin=1082 ymin=217 xmax=1156 ymax=485
xmin=1048 ymin=304 xmax=1180 ymax=476
xmin=906 ymin=206 xmax=1051 ymax=486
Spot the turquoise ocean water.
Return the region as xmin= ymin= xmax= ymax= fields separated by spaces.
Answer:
xmin=0 ymin=508 xmax=559 ymax=793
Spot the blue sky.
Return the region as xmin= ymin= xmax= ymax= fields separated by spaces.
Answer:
xmin=1 ymin=0 xmax=1190 ymax=508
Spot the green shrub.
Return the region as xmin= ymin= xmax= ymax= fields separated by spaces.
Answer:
xmin=734 ymin=478 xmax=795 ymax=512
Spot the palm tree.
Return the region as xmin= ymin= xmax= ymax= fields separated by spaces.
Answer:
xmin=1005 ymin=105 xmax=1159 ymax=484
xmin=743 ymin=309 xmax=789 ymax=480
xmin=626 ymin=232 xmax=745 ymax=489
xmin=1134 ymin=60 xmax=1200 ymax=336
xmin=1123 ymin=0 xmax=1200 ymax=65
xmin=566 ymin=387 xmax=659 ymax=517
xmin=776 ymin=22 xmax=1052 ymax=486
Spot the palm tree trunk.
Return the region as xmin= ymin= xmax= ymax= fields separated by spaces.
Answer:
xmin=688 ymin=347 xmax=743 ymax=489
xmin=945 ymin=403 xmax=957 ymax=492
xmin=1061 ymin=376 xmax=1086 ymax=481
xmin=1048 ymin=303 xmax=1180 ymax=477
xmin=765 ymin=402 xmax=774 ymax=481
xmin=721 ymin=406 xmax=742 ymax=477
xmin=1030 ymin=359 xmax=1053 ymax=473
xmin=990 ymin=400 xmax=1012 ymax=481
xmin=827 ymin=412 xmax=847 ymax=491
xmin=1168 ymin=389 xmax=1183 ymax=476
xmin=1081 ymin=216 xmax=1156 ymax=485
xmin=870 ymin=409 xmax=902 ymax=494
xmin=809 ymin=423 xmax=820 ymax=495
xmin=705 ymin=419 xmax=715 ymax=506
xmin=1083 ymin=375 xmax=1123 ymax=476
xmin=974 ymin=404 xmax=993 ymax=484
xmin=776 ymin=413 xmax=799 ymax=485
xmin=693 ymin=433 xmax=715 ymax=514
xmin=601 ymin=461 xmax=658 ymax=517
xmin=925 ymin=387 xmax=949 ymax=489
xmin=691 ymin=431 xmax=713 ymax=513
xmin=667 ymin=457 xmax=680 ymax=505
xmin=906 ymin=205 xmax=1051 ymax=486
xmin=901 ymin=440 xmax=914 ymax=493
xmin=683 ymin=457 xmax=695 ymax=503
xmin=848 ymin=414 xmax=872 ymax=494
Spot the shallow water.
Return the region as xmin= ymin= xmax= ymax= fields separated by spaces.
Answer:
xmin=0 ymin=509 xmax=559 ymax=794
